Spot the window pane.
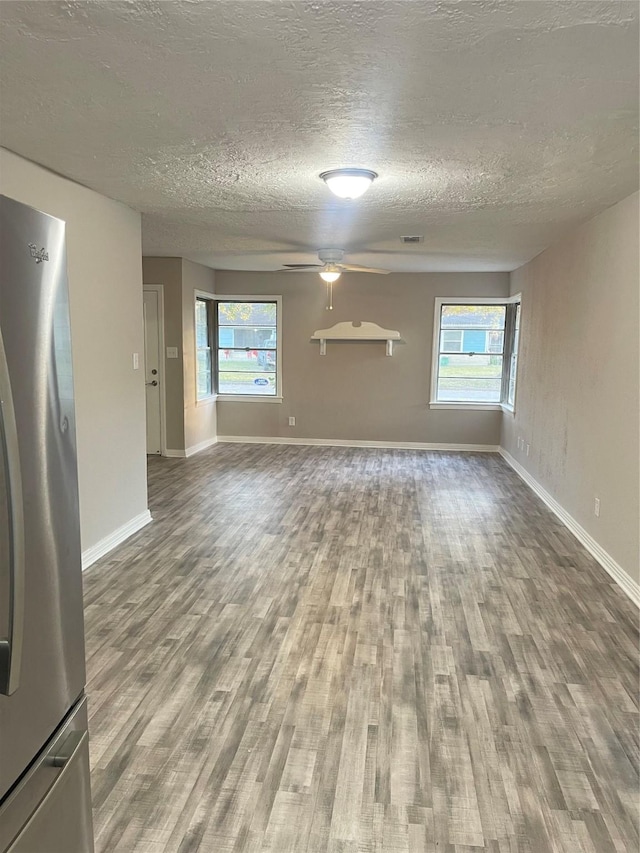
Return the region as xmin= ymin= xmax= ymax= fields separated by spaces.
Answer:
xmin=437 ymin=376 xmax=502 ymax=402
xmin=197 ymin=348 xmax=212 ymax=398
xmin=437 ymin=353 xmax=503 ymax=402
xmin=441 ymin=304 xmax=506 ymax=330
xmin=507 ymin=303 xmax=521 ymax=406
xmin=217 ymin=327 xmax=277 ymax=349
xmin=508 ymin=355 xmax=517 ymax=405
xmin=196 ymin=299 xmax=209 ymax=347
xmin=217 ymin=302 xmax=277 ymax=327
xmin=195 ymin=299 xmax=212 ymax=399
xmin=217 ymin=349 xmax=276 ymax=372
xmin=218 ymin=370 xmax=276 ymax=395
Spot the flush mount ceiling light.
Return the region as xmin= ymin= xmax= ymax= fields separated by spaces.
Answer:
xmin=320 ymin=168 xmax=378 ymax=199
xmin=319 ymin=264 xmax=341 ymax=283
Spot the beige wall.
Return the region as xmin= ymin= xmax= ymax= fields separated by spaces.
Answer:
xmin=142 ymin=257 xmax=184 ymax=450
xmin=182 ymin=259 xmax=216 ymax=450
xmin=1 ymin=148 xmax=148 ymax=553
xmin=216 ymin=271 xmax=509 ymax=445
xmin=503 ymin=192 xmax=639 ymax=585
xmin=142 ymin=257 xmax=216 ymax=453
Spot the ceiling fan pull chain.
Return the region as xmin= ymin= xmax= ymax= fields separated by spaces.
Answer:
xmin=326 ymin=280 xmax=334 ymax=311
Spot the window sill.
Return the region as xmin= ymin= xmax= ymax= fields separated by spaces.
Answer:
xmin=501 ymin=403 xmax=516 ymax=415
xmin=429 ymin=402 xmax=502 ymax=411
xmin=217 ymin=395 xmax=283 ymax=404
xmin=196 ymin=395 xmax=218 ymax=407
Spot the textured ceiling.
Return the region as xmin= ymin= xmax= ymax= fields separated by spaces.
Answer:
xmin=1 ymin=1 xmax=638 ymax=272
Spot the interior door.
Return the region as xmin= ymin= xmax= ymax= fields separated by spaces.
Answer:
xmin=143 ymin=289 xmax=162 ymax=455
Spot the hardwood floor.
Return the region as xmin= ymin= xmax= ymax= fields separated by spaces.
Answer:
xmin=83 ymin=444 xmax=639 ymax=853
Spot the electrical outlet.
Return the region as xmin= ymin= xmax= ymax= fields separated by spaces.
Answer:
xmin=594 ymin=497 xmax=600 ymax=517
xmin=526 ymin=443 xmax=530 ymax=456
xmin=288 ymin=416 xmax=296 ymax=426
xmin=517 ymin=436 xmax=523 ymax=450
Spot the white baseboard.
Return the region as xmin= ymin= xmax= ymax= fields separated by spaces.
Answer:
xmin=218 ymin=435 xmax=498 ymax=453
xmin=82 ymin=510 xmax=152 ymax=571
xmin=165 ymin=437 xmax=218 ymax=459
xmin=185 ymin=436 xmax=218 ymax=457
xmin=217 ymin=435 xmax=498 ymax=452
xmin=499 ymin=449 xmax=639 ymax=608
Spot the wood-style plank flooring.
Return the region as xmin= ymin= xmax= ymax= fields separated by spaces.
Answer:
xmin=83 ymin=444 xmax=639 ymax=852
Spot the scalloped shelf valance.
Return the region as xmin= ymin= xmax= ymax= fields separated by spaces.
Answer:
xmin=311 ymin=321 xmax=402 ymax=356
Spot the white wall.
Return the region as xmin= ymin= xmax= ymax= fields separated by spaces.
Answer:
xmin=502 ymin=191 xmax=639 ymax=589
xmin=1 ymin=148 xmax=149 ymax=556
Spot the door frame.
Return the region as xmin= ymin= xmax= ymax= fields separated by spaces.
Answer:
xmin=143 ymin=285 xmax=167 ymax=457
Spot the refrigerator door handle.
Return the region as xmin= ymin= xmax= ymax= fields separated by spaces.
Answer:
xmin=0 ymin=327 xmax=25 ymax=696
xmin=49 ymin=730 xmax=87 ymax=769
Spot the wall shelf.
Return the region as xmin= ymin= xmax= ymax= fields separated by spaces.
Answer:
xmin=311 ymin=321 xmax=402 ymax=356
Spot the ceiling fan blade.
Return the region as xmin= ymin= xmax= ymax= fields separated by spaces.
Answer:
xmin=340 ymin=264 xmax=390 ymax=274
xmin=281 ymin=264 xmax=323 ymax=271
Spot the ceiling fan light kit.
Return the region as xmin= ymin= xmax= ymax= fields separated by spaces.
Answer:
xmin=319 ymin=265 xmax=341 ymax=283
xmin=282 ymin=249 xmax=388 ymax=275
xmin=319 ymin=168 xmax=378 ymax=199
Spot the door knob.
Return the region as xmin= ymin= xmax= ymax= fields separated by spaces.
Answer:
xmin=146 ymin=380 xmax=158 ymax=386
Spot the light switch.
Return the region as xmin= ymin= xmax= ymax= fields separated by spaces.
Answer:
xmin=132 ymin=352 xmax=139 ymax=370
xmin=166 ymin=347 xmax=178 ymax=359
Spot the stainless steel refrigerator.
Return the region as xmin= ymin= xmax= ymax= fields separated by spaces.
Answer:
xmin=0 ymin=196 xmax=94 ymax=852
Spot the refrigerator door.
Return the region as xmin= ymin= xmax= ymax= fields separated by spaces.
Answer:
xmin=0 ymin=697 xmax=93 ymax=853
xmin=0 ymin=323 xmax=25 ymax=698
xmin=0 ymin=196 xmax=87 ymax=800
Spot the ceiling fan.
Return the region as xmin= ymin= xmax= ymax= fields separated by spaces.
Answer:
xmin=280 ymin=249 xmax=390 ymax=281
xmin=279 ymin=249 xmax=389 ymax=310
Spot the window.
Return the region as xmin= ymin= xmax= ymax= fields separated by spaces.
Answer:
xmin=430 ymin=295 xmax=521 ymax=410
xmin=195 ymin=297 xmax=213 ymax=400
xmin=507 ymin=302 xmax=520 ymax=407
xmin=195 ymin=294 xmax=282 ymax=401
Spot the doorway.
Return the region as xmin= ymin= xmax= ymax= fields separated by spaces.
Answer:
xmin=143 ymin=286 xmax=166 ymax=455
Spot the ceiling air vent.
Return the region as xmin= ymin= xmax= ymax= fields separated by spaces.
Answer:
xmin=400 ymin=235 xmax=423 ymax=244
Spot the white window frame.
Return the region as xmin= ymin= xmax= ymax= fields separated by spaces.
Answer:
xmin=429 ymin=294 xmax=521 ymax=412
xmin=196 ymin=293 xmax=283 ymax=403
